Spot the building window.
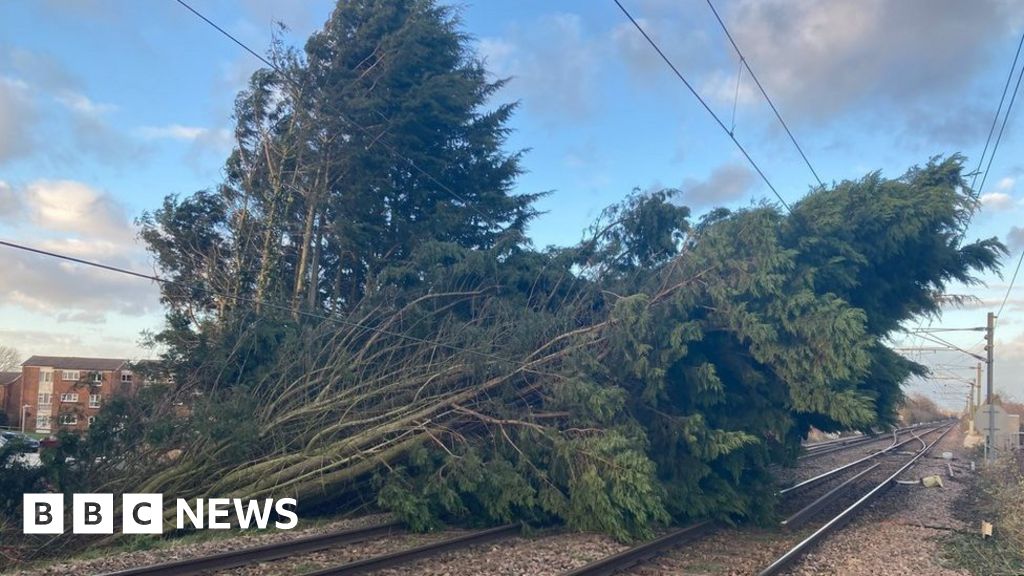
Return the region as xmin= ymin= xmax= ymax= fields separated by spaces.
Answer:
xmin=36 ymin=416 xmax=51 ymax=430
xmin=59 ymin=414 xmax=77 ymax=425
xmin=121 ymin=372 xmax=132 ymax=383
xmin=60 ymin=393 xmax=79 ymax=403
xmin=92 ymin=372 xmax=104 ymax=383
xmin=88 ymin=394 xmax=101 ymax=408
xmin=62 ymin=370 xmax=80 ymax=382
xmin=87 ymin=416 xmax=96 ymax=425
xmin=40 ymin=371 xmax=52 ymax=384
xmin=38 ymin=393 xmax=52 ymax=407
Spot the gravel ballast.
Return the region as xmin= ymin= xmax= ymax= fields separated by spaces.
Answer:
xmin=3 ymin=513 xmax=394 ymax=576
xmin=783 ymin=425 xmax=972 ymax=576
xmin=4 ymin=426 xmax=975 ymax=576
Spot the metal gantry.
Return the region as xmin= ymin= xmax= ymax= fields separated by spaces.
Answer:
xmin=895 ymin=313 xmax=998 ymax=460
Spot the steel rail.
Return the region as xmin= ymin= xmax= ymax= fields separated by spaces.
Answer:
xmin=558 ymin=522 xmax=713 ymax=576
xmin=801 ymin=434 xmax=864 ymax=451
xmin=756 ymin=423 xmax=956 ymax=576
xmin=780 ymin=425 xmax=941 ymax=496
xmin=800 ymin=431 xmax=895 ymax=458
xmin=798 ymin=422 xmax=932 ymax=460
xmin=780 ymin=463 xmax=879 ymax=529
xmin=799 ymin=433 xmax=882 ymax=458
xmin=297 ymin=523 xmax=521 ymax=576
xmin=97 ymin=520 xmax=402 ymax=576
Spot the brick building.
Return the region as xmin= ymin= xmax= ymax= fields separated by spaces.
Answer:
xmin=9 ymin=356 xmax=138 ymax=434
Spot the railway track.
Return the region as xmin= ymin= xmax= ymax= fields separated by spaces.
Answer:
xmin=97 ymin=522 xmax=520 ymax=576
xmin=798 ymin=421 xmax=935 ymax=460
xmin=562 ymin=422 xmax=955 ymax=576
xmin=559 ymin=523 xmax=714 ymax=576
xmin=97 ymin=521 xmax=403 ymax=576
xmin=756 ymin=422 xmax=955 ymax=576
xmin=778 ymin=423 xmax=946 ymax=517
xmin=96 ymin=422 xmax=954 ymax=576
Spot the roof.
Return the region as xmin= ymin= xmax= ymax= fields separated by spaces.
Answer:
xmin=0 ymin=372 xmax=20 ymax=386
xmin=22 ymin=356 xmax=127 ymax=371
xmin=128 ymin=359 xmax=164 ymax=371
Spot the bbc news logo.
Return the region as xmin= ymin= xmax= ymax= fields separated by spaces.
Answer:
xmin=23 ymin=494 xmax=298 ymax=534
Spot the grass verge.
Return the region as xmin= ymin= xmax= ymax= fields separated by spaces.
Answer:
xmin=942 ymin=451 xmax=1024 ymax=576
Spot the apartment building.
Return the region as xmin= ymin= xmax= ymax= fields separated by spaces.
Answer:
xmin=13 ymin=356 xmax=138 ymax=434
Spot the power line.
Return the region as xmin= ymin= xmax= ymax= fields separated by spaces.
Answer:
xmin=612 ymin=0 xmax=792 ymax=213
xmin=971 ymin=32 xmax=1024 ymax=321
xmin=914 ymin=332 xmax=986 ymax=362
xmin=974 ymin=34 xmax=1024 ymax=200
xmin=0 ymin=239 xmax=522 ymax=366
xmin=704 ymin=0 xmax=824 ymax=189
xmin=970 ymin=31 xmax=1024 ymax=196
xmin=997 ymin=249 xmax=1023 ymax=318
xmin=174 ymin=0 xmax=499 ymax=228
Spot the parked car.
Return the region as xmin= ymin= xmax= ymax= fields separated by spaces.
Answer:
xmin=0 ymin=431 xmax=40 ymax=453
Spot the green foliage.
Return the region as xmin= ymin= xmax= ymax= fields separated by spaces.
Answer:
xmin=126 ymin=157 xmax=1004 ymax=543
xmin=122 ymin=0 xmax=1007 ymax=546
xmin=139 ymin=0 xmax=540 ymax=360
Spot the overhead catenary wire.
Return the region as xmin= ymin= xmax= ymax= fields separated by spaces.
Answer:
xmin=612 ymin=0 xmax=792 ymax=213
xmin=913 ymin=331 xmax=986 ymax=361
xmin=997 ymin=249 xmax=1023 ymax=318
xmin=909 ymin=33 xmax=1024 ymax=362
xmin=704 ymin=0 xmax=825 ymax=189
xmin=973 ymin=32 xmax=1024 ymax=322
xmin=974 ymin=34 xmax=1024 ymax=201
xmin=0 ymin=239 xmax=523 ymax=366
xmin=970 ymin=30 xmax=1024 ymax=196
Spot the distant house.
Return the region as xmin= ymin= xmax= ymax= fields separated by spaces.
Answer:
xmin=10 ymin=356 xmax=138 ymax=434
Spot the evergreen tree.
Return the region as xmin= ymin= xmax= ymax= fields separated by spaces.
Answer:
xmin=127 ymin=0 xmax=1008 ymax=544
xmin=140 ymin=0 xmax=539 ymax=380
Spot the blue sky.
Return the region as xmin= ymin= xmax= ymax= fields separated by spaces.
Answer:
xmin=1 ymin=0 xmax=1023 ymax=407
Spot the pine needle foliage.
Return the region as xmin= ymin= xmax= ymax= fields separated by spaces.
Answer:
xmin=122 ymin=157 xmax=1005 ymax=542
xmin=113 ymin=0 xmax=1009 ymax=544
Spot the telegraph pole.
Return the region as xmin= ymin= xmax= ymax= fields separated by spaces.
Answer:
xmin=985 ymin=312 xmax=995 ymax=461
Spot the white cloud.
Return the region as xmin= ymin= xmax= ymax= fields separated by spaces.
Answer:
xmin=716 ymin=0 xmax=1014 ymax=119
xmin=139 ymin=124 xmax=210 ymax=141
xmin=613 ymin=0 xmax=1020 ymax=146
xmin=610 ymin=2 xmax=718 ymax=84
xmin=23 ymin=180 xmax=133 ymax=242
xmin=0 ymin=328 xmax=146 ymax=360
xmin=980 ymin=192 xmax=1014 ymax=210
xmin=54 ymin=92 xmax=115 ymax=116
xmin=680 ymin=164 xmax=757 ymax=209
xmin=1008 ymin=226 xmax=1024 ymax=253
xmin=0 ymin=245 xmax=158 ymax=319
xmin=478 ymin=38 xmax=515 ymax=66
xmin=0 ymin=180 xmax=159 ymax=322
xmin=1 ymin=47 xmax=143 ymax=166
